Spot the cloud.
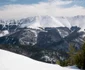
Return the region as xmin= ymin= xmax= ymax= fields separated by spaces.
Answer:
xmin=48 ymin=0 xmax=72 ymax=5
xmin=0 ymin=1 xmax=85 ymax=19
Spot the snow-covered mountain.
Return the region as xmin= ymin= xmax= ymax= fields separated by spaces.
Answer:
xmin=0 ymin=15 xmax=85 ymax=64
xmin=0 ymin=16 xmax=85 ymax=31
xmin=0 ymin=49 xmax=79 ymax=70
xmin=19 ymin=16 xmax=85 ymax=31
xmin=0 ymin=15 xmax=85 ymax=46
xmin=27 ymin=16 xmax=65 ymax=29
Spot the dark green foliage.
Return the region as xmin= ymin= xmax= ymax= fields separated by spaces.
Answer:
xmin=75 ymin=43 xmax=85 ymax=69
xmin=62 ymin=43 xmax=85 ymax=69
xmin=67 ymin=44 xmax=76 ymax=65
xmin=57 ymin=43 xmax=85 ymax=69
xmin=60 ymin=60 xmax=68 ymax=66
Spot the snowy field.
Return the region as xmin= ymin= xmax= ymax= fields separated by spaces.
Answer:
xmin=0 ymin=49 xmax=80 ymax=70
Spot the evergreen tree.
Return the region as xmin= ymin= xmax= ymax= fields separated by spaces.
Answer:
xmin=75 ymin=43 xmax=85 ymax=69
xmin=67 ymin=44 xmax=76 ymax=65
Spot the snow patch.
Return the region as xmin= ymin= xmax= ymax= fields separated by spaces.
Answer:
xmin=0 ymin=30 xmax=9 ymax=37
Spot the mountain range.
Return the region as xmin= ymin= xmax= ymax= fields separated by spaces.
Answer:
xmin=0 ymin=15 xmax=85 ymax=46
xmin=0 ymin=15 xmax=85 ymax=63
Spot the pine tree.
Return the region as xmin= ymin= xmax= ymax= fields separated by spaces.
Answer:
xmin=67 ymin=44 xmax=76 ymax=65
xmin=75 ymin=43 xmax=85 ymax=69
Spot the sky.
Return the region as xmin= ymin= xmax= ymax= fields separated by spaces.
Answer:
xmin=0 ymin=0 xmax=85 ymax=19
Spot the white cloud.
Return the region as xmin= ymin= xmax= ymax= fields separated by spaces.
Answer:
xmin=48 ymin=0 xmax=72 ymax=5
xmin=0 ymin=1 xmax=85 ymax=19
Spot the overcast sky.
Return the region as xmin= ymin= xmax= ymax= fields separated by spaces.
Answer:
xmin=0 ymin=0 xmax=85 ymax=19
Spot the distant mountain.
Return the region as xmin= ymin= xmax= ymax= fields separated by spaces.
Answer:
xmin=0 ymin=16 xmax=85 ymax=50
xmin=0 ymin=16 xmax=85 ymax=63
xmin=0 ymin=16 xmax=85 ymax=30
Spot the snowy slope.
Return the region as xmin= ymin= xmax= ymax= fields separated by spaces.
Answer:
xmin=28 ymin=17 xmax=41 ymax=29
xmin=28 ymin=16 xmax=65 ymax=29
xmin=20 ymin=16 xmax=85 ymax=31
xmin=67 ymin=16 xmax=85 ymax=31
xmin=40 ymin=16 xmax=65 ymax=28
xmin=0 ymin=16 xmax=85 ymax=31
xmin=0 ymin=49 xmax=79 ymax=70
xmin=56 ymin=17 xmax=71 ymax=28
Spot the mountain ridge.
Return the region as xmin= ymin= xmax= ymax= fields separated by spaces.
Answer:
xmin=0 ymin=15 xmax=85 ymax=31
